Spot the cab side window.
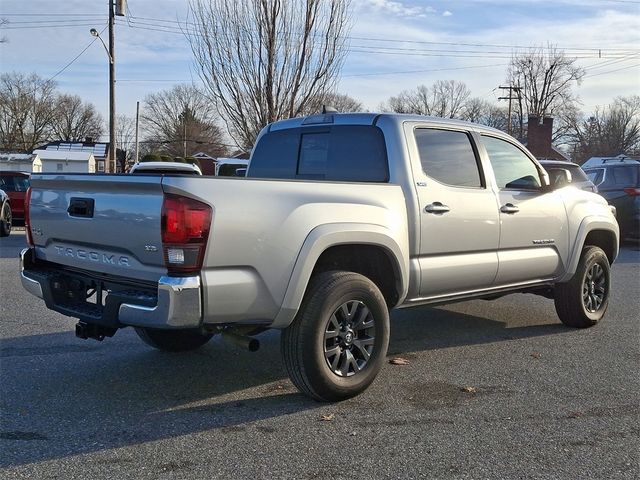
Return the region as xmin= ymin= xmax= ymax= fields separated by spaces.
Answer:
xmin=482 ymin=135 xmax=541 ymax=190
xmin=414 ymin=128 xmax=483 ymax=188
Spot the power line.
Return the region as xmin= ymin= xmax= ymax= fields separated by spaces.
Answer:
xmin=115 ymin=16 xmax=640 ymax=57
xmin=47 ymin=25 xmax=108 ymax=82
xmin=584 ymin=63 xmax=640 ymax=78
xmin=343 ymin=63 xmax=508 ymax=78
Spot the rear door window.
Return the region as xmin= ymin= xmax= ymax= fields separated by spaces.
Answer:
xmin=607 ymin=166 xmax=639 ymax=186
xmin=567 ymin=165 xmax=589 ymax=182
xmin=249 ymin=125 xmax=388 ymax=182
xmin=414 ymin=128 xmax=483 ymax=188
xmin=0 ymin=175 xmax=30 ymax=192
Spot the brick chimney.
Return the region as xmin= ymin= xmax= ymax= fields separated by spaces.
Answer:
xmin=527 ymin=115 xmax=558 ymax=160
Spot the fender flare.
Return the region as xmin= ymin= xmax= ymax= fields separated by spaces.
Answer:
xmin=557 ymin=215 xmax=619 ymax=283
xmin=270 ymin=223 xmax=409 ymax=329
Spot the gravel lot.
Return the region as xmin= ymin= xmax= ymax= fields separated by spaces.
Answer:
xmin=1 ymin=230 xmax=639 ymax=479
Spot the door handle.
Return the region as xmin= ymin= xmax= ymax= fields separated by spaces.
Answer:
xmin=425 ymin=202 xmax=450 ymax=214
xmin=500 ymin=203 xmax=519 ymax=214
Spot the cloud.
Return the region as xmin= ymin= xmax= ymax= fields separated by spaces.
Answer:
xmin=358 ymin=0 xmax=437 ymax=19
xmin=442 ymin=11 xmax=453 ymax=17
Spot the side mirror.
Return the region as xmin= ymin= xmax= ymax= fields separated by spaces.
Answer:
xmin=546 ymin=168 xmax=572 ymax=189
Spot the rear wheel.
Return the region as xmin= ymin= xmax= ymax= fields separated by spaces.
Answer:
xmin=134 ymin=327 xmax=213 ymax=352
xmin=281 ymin=271 xmax=390 ymax=402
xmin=554 ymin=246 xmax=611 ymax=328
xmin=0 ymin=202 xmax=11 ymax=237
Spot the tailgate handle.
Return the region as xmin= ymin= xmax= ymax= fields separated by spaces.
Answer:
xmin=67 ymin=198 xmax=95 ymax=218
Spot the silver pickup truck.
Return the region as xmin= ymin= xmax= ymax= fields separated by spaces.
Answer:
xmin=20 ymin=113 xmax=619 ymax=401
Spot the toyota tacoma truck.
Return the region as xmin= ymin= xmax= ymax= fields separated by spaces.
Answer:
xmin=20 ymin=113 xmax=619 ymax=401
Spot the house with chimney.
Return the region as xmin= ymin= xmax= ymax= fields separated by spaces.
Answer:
xmin=525 ymin=115 xmax=569 ymax=162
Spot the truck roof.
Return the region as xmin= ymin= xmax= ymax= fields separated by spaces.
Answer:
xmin=267 ymin=112 xmax=506 ymax=137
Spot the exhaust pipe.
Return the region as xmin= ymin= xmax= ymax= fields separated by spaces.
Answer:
xmin=222 ymin=330 xmax=260 ymax=352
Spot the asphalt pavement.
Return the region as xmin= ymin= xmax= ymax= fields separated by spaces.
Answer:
xmin=1 ymin=229 xmax=639 ymax=479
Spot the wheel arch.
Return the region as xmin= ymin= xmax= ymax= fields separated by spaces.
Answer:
xmin=558 ymin=217 xmax=619 ymax=283
xmin=270 ymin=223 xmax=409 ymax=329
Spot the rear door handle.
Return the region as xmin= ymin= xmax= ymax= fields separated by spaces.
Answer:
xmin=425 ymin=202 xmax=450 ymax=214
xmin=500 ymin=203 xmax=519 ymax=214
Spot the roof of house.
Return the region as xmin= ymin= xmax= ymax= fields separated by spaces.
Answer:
xmin=0 ymin=153 xmax=36 ymax=162
xmin=36 ymin=141 xmax=109 ymax=160
xmin=32 ymin=149 xmax=95 ymax=161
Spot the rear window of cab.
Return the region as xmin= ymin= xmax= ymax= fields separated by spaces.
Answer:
xmin=249 ymin=125 xmax=389 ymax=182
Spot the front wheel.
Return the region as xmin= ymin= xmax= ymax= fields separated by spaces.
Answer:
xmin=281 ymin=271 xmax=390 ymax=402
xmin=135 ymin=327 xmax=213 ymax=352
xmin=554 ymin=246 xmax=611 ymax=328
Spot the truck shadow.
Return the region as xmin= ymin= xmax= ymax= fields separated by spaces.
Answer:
xmin=0 ymin=302 xmax=570 ymax=467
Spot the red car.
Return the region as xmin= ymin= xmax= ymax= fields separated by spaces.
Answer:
xmin=0 ymin=171 xmax=30 ymax=224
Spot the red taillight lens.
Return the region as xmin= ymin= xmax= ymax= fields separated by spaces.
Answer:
xmin=623 ymin=187 xmax=640 ymax=197
xmin=24 ymin=186 xmax=34 ymax=247
xmin=161 ymin=194 xmax=212 ymax=275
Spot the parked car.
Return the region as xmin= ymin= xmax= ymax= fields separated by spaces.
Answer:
xmin=0 ymin=171 xmax=30 ymax=224
xmin=0 ymin=188 xmax=11 ymax=237
xmin=215 ymin=159 xmax=249 ymax=176
xmin=129 ymin=162 xmax=202 ymax=175
xmin=582 ymin=157 xmax=640 ymax=241
xmin=538 ymin=160 xmax=598 ymax=193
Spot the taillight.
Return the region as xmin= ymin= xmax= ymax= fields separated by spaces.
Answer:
xmin=623 ymin=187 xmax=640 ymax=197
xmin=161 ymin=194 xmax=212 ymax=276
xmin=24 ymin=187 xmax=34 ymax=247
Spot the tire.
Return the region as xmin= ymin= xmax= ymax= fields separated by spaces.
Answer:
xmin=554 ymin=246 xmax=611 ymax=328
xmin=0 ymin=202 xmax=11 ymax=237
xmin=281 ymin=271 xmax=390 ymax=402
xmin=134 ymin=327 xmax=213 ymax=352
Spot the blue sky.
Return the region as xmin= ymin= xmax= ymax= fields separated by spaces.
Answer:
xmin=1 ymin=0 xmax=639 ymax=126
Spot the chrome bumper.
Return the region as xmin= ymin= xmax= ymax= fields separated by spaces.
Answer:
xmin=20 ymin=248 xmax=202 ymax=329
xmin=118 ymin=276 xmax=202 ymax=328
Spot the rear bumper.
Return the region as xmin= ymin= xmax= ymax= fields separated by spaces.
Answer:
xmin=20 ymin=248 xmax=202 ymax=329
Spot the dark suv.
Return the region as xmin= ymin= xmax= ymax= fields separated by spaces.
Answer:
xmin=582 ymin=157 xmax=640 ymax=241
xmin=0 ymin=171 xmax=30 ymax=224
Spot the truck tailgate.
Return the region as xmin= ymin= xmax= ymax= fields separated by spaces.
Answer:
xmin=29 ymin=174 xmax=166 ymax=283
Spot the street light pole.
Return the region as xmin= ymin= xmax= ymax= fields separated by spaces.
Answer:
xmin=108 ymin=1 xmax=116 ymax=173
xmin=90 ymin=2 xmax=118 ymax=173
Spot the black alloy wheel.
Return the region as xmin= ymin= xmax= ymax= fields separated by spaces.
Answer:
xmin=323 ymin=300 xmax=376 ymax=377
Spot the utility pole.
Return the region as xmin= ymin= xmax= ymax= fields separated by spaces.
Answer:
xmin=183 ymin=122 xmax=187 ymax=158
xmin=108 ymin=0 xmax=116 ymax=173
xmin=134 ymin=101 xmax=140 ymax=164
xmin=498 ymin=85 xmax=522 ymax=137
xmin=91 ymin=1 xmax=125 ymax=172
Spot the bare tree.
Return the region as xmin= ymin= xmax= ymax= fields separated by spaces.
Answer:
xmin=141 ymin=84 xmax=227 ymax=158
xmin=302 ymin=92 xmax=364 ymax=115
xmin=461 ymin=97 xmax=511 ymax=131
xmin=115 ymin=114 xmax=136 ymax=170
xmin=431 ymin=80 xmax=470 ymax=118
xmin=381 ymin=85 xmax=431 ymax=115
xmin=51 ymin=94 xmax=104 ymax=142
xmin=508 ymin=46 xmax=585 ymax=122
xmin=0 ymin=72 xmax=57 ymax=152
xmin=0 ymin=18 xmax=8 ymax=44
xmin=568 ymin=96 xmax=640 ymax=163
xmin=381 ymin=80 xmax=471 ymax=119
xmin=188 ymin=0 xmax=352 ymax=149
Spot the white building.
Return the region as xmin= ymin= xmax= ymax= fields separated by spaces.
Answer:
xmin=0 ymin=153 xmax=42 ymax=172
xmin=32 ymin=150 xmax=96 ymax=173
